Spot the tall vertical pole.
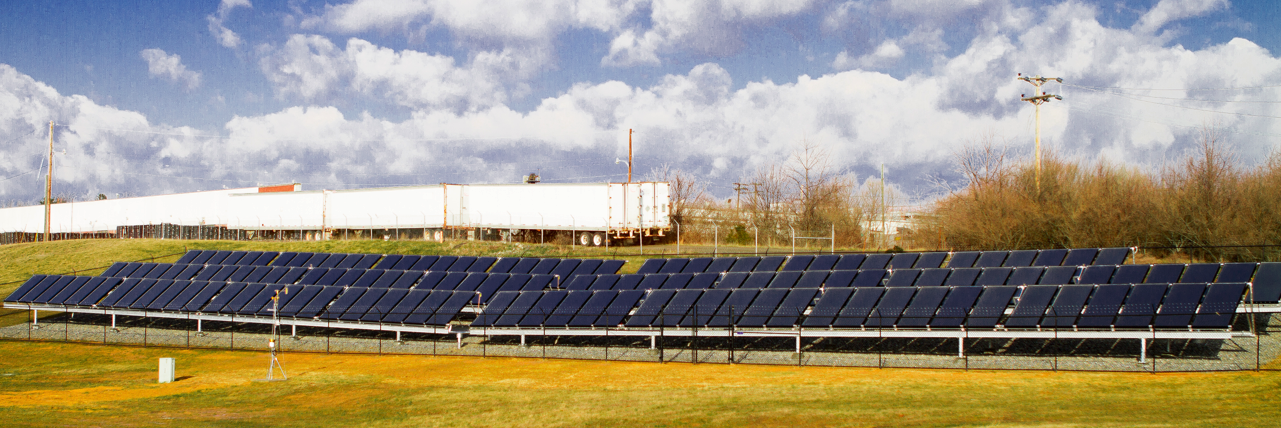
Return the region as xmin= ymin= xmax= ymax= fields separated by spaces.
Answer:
xmin=1018 ymin=74 xmax=1062 ymax=194
xmin=45 ymin=121 xmax=53 ymax=243
xmin=880 ymin=164 xmax=886 ymax=249
xmin=628 ymin=129 xmax=633 ymax=183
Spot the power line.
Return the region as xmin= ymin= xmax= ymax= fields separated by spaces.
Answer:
xmin=1064 ymin=83 xmax=1281 ymax=92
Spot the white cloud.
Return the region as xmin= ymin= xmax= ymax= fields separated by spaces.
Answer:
xmin=139 ymin=49 xmax=202 ymax=90
xmin=833 ymin=40 xmax=905 ymax=70
xmin=1133 ymin=0 xmax=1228 ymax=34
xmin=604 ymin=0 xmax=816 ymax=67
xmin=207 ymin=0 xmax=252 ymax=48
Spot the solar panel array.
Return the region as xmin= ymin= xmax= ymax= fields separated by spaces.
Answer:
xmin=637 ymin=247 xmax=1134 ymax=275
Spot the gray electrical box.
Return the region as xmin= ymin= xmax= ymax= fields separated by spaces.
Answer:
xmin=159 ymin=358 xmax=175 ymax=383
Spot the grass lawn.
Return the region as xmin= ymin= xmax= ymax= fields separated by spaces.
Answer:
xmin=0 ymin=340 xmax=1279 ymax=427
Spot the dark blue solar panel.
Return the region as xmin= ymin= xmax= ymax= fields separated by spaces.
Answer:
xmin=36 ymin=277 xmax=78 ymax=304
xmin=735 ymin=288 xmax=788 ymax=327
xmin=886 ymin=269 xmax=921 ymax=287
xmin=230 ymin=283 xmax=276 ymax=314
xmin=1004 ymin=286 xmax=1056 ymax=327
xmin=543 ymin=290 xmax=592 ymax=327
xmin=468 ymin=257 xmax=497 ymax=273
xmin=524 ymin=275 xmax=555 ymax=291
xmin=489 ymin=257 xmax=519 ymax=274
xmin=175 ymin=251 xmax=201 ymax=265
xmin=520 ymin=291 xmax=568 ymax=327
xmin=113 ymin=278 xmax=157 ymax=308
xmin=741 ymin=272 xmax=775 ymax=289
xmin=276 ymin=285 xmax=322 ymax=317
xmin=1216 ymin=263 xmax=1256 ymax=283
xmin=299 ymin=253 xmax=330 ymax=267
xmin=206 ymin=251 xmax=233 ymax=265
xmin=767 ymin=288 xmax=819 ymax=327
xmin=190 ymin=265 xmax=222 ymax=281
xmin=781 ymin=255 xmax=814 ymax=271
xmin=569 ymin=260 xmax=602 ymax=277
xmin=1145 ymin=264 xmax=1185 ymax=283
xmin=913 ymin=252 xmax=947 ymax=269
xmin=329 ymin=269 xmax=364 ymax=287
xmin=157 ymin=264 xmax=188 ymax=280
xmin=296 ymin=268 xmax=328 ymax=285
xmin=851 ymin=269 xmax=887 ymax=287
xmin=974 ymin=268 xmax=1012 ymax=286
xmin=861 ymin=254 xmax=892 ymax=270
xmin=636 ymin=259 xmax=665 ymax=274
xmin=7 ymin=275 xmax=50 ymax=302
xmin=897 ymin=287 xmax=947 ymax=327
xmin=966 ymin=286 xmax=1017 ymax=328
xmin=1110 ymin=265 xmax=1149 ymax=284
xmin=113 ymin=262 xmax=143 ymax=278
xmin=251 ymin=252 xmax=280 ymax=266
xmin=551 ymin=259 xmax=581 ymax=278
xmin=1153 ymin=282 xmax=1206 ymax=328
xmin=431 ymin=291 xmax=482 ymax=325
xmin=130 ymin=279 xmax=176 ymax=309
xmin=312 ymin=254 xmax=341 ymax=268
xmin=101 ymin=262 xmax=128 ymax=277
xmin=65 ymin=277 xmax=107 ymax=305
xmin=317 ymin=268 xmax=353 ymax=286
xmin=351 ymin=254 xmax=381 ymax=269
xmin=1006 ymin=267 xmax=1043 ymax=285
xmin=754 ymin=256 xmax=785 ymax=272
xmin=596 ymin=260 xmax=625 ymax=275
xmin=319 ymin=287 xmax=365 ymax=319
xmin=182 ymin=281 xmax=226 ymax=312
xmin=450 ymin=257 xmax=478 ymax=272
xmin=147 ymin=280 xmax=193 ymax=310
xmin=657 ymin=259 xmax=687 ymax=274
xmin=795 ymin=271 xmax=827 ymax=289
xmin=865 ymin=287 xmax=915 ymax=327
xmin=1043 ymin=285 xmax=1091 ymax=328
xmin=661 ymin=273 xmax=694 ymax=290
xmin=432 ymin=272 xmax=468 ymax=290
xmin=679 ymin=288 xmax=730 ymax=327
xmin=339 ymin=287 xmax=388 ymax=320
xmin=1002 ymin=250 xmax=1038 ymax=267
xmin=408 ymin=255 xmax=440 ymax=271
xmin=704 ymin=258 xmax=736 ymax=273
xmin=221 ymin=251 xmax=248 ymax=265
xmin=97 ymin=278 xmax=141 ymax=307
xmin=360 ymin=288 xmax=409 ymax=322
xmin=190 ymin=250 xmax=217 ymax=265
xmin=475 ymin=274 xmax=513 ymax=302
xmin=429 ymin=256 xmax=459 ymax=271
xmin=834 ymin=254 xmax=865 ymax=270
xmin=1062 ymin=248 xmax=1098 ymax=266
xmin=1077 ymin=284 xmax=1128 ymax=328
xmin=683 ymin=258 xmax=713 ymax=273
xmin=944 ymin=268 xmax=980 ymax=286
xmin=474 ymin=291 xmax=518 ymax=327
xmin=565 ymin=275 xmax=595 ymax=291
xmin=946 ymin=252 xmax=980 ymax=268
xmin=269 ymin=252 xmax=298 ymax=267
xmin=728 ymin=257 xmax=760 ymax=272
xmin=495 ymin=274 xmax=532 ymax=293
xmin=50 ymin=277 xmax=91 ymax=305
xmin=330 ymin=254 xmax=358 ymax=269
xmin=130 ymin=263 xmax=160 ymax=279
xmin=1032 ymin=249 xmax=1067 ymax=266
xmin=365 ymin=270 xmax=401 ymax=288
xmin=1193 ymin=282 xmax=1247 ymax=328
xmin=808 ymin=255 xmax=839 ymax=271
xmin=688 ymin=272 xmax=719 ymax=289
xmin=390 ymin=271 xmax=424 ymax=289
xmin=888 ymin=253 xmax=918 ymax=270
xmin=973 ymin=251 xmax=1008 ymax=268
xmin=161 ymin=279 xmax=205 ymax=311
xmin=508 ymin=258 xmax=539 ymax=274
xmin=375 ymin=254 xmax=405 ymax=270
xmin=1093 ymin=247 xmax=1131 ymax=265
xmin=1039 ymin=266 xmax=1077 ymax=285
xmin=566 ymin=291 xmax=615 ymax=327
xmin=402 ymin=290 xmax=456 ymax=324
xmin=713 ymin=272 xmax=749 ymax=289
xmin=931 ymin=286 xmax=982 ymax=327
xmin=591 ymin=290 xmax=642 ymax=327
xmin=1179 ymin=264 xmax=1220 ymax=283
xmin=802 ymin=288 xmax=855 ymax=327
xmin=700 ymin=288 xmax=754 ymax=327
xmin=241 ymin=284 xmax=288 ymax=315
xmin=529 ymin=259 xmax=559 ymax=275
xmin=637 ymin=274 xmax=668 ymax=290
xmin=653 ymin=289 xmax=703 ymax=327
xmin=832 ymin=287 xmax=883 ymax=327
xmin=378 ymin=289 xmax=426 ymax=323
xmin=494 ymin=292 xmax=543 ymax=327
xmin=206 ymin=283 xmax=249 ymax=313
xmin=766 ymin=271 xmax=801 ymax=289
xmin=914 ymin=269 xmax=950 ymax=286
xmin=1115 ymin=284 xmax=1167 ymax=328
xmin=146 ymin=265 xmax=176 ymax=279
xmin=590 ymin=275 xmax=621 ymax=291
xmin=454 ymin=273 xmax=487 ymax=292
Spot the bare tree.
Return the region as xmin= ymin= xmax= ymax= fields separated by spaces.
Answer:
xmin=649 ymin=163 xmax=707 ymax=227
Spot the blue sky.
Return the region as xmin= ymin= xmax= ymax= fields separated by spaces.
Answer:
xmin=0 ymin=0 xmax=1278 ymax=204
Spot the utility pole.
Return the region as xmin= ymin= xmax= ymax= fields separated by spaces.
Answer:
xmin=45 ymin=121 xmax=53 ymax=243
xmin=627 ymin=129 xmax=633 ymax=183
xmin=1017 ymin=74 xmax=1063 ymax=192
xmin=880 ymin=164 xmax=886 ymax=249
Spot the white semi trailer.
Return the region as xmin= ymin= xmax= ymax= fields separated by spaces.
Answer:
xmin=0 ymin=182 xmax=671 ymax=246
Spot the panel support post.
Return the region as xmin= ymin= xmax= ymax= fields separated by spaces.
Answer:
xmin=1139 ymin=338 xmax=1147 ymax=363
xmin=31 ymin=309 xmax=37 ymax=327
xmin=395 ymin=331 xmax=401 ymax=342
xmin=456 ymin=332 xmax=463 ymax=349
xmin=111 ymin=314 xmax=116 ymax=330
xmin=795 ymin=335 xmax=801 ymax=354
xmin=520 ymin=334 xmax=526 ymax=347
xmin=650 ymin=335 xmax=656 ymax=349
xmin=291 ymin=324 xmax=297 ymax=337
xmin=958 ymin=337 xmax=965 ymax=359
xmin=197 ymin=319 xmax=202 ymax=332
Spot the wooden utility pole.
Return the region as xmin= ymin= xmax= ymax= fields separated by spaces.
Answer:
xmin=45 ymin=121 xmax=53 ymax=243
xmin=1017 ymin=74 xmax=1062 ymax=192
xmin=628 ymin=128 xmax=633 ymax=183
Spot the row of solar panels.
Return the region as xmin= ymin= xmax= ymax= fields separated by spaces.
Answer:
xmin=636 ymin=247 xmax=1133 ymax=275
xmin=172 ymin=250 xmax=630 ymax=277
xmin=472 ymin=281 xmax=1245 ymax=329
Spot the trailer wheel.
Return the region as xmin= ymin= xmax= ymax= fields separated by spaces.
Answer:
xmin=577 ymin=232 xmax=592 ymax=246
xmin=592 ymin=232 xmax=605 ymax=246
xmin=433 ymin=230 xmax=444 ymax=242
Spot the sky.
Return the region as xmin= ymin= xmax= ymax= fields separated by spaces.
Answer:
xmin=0 ymin=0 xmax=1278 ymax=205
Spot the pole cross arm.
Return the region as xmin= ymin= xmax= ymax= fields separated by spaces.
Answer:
xmin=1021 ymin=94 xmax=1062 ymax=103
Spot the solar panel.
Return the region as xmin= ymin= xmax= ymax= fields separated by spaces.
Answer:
xmin=1004 ymin=286 xmax=1057 ymax=327
xmin=652 ymin=289 xmax=703 ymax=327
xmin=222 ymin=251 xmax=248 ymax=265
xmin=1093 ymin=247 xmax=1131 ymax=265
xmin=661 ymin=273 xmax=694 ymax=290
xmin=495 ymin=274 xmax=533 ymax=294
xmin=241 ymin=284 xmax=288 ymax=315
xmin=296 ymin=268 xmax=327 ymax=285
xmin=567 ymin=291 xmax=617 ymax=327
xmin=973 ymin=251 xmax=1008 ymax=268
xmin=429 ymin=256 xmax=459 ymax=271
xmin=159 ymin=264 xmax=191 ymax=280
xmin=1110 ymin=265 xmax=1150 ymax=284
xmin=546 ymin=259 xmax=579 ymax=279
xmin=319 ymin=287 xmax=365 ymax=319
xmin=832 ymin=287 xmax=884 ymax=327
xmin=755 ymin=256 xmax=786 ymax=272
xmin=524 ymin=275 xmax=555 ymax=291
xmin=1032 ymin=249 xmax=1068 ymax=266
xmin=451 ymin=257 xmax=479 ymax=272
xmin=1216 ymin=263 xmax=1257 ymax=283
xmin=276 ymin=285 xmax=322 ymax=317
xmin=269 ymin=252 xmax=298 ymax=267
xmin=943 ymin=268 xmax=980 ymax=286
xmin=1062 ymin=248 xmax=1098 ymax=266
xmin=351 ymin=254 xmax=382 ymax=269
xmin=339 ymin=287 xmax=389 ymax=320
xmin=801 ymin=288 xmax=854 ymax=327
xmin=529 ymin=258 xmax=559 ymax=275
xmin=7 ymin=275 xmax=50 ymax=303
xmin=974 ymin=268 xmax=1013 ymax=286
xmin=544 ymin=290 xmax=593 ymax=327
xmin=795 ymin=271 xmax=828 ymax=289
xmin=206 ymin=251 xmax=232 ymax=265
xmin=101 ymin=262 xmax=128 ymax=277
xmin=428 ymin=291 xmax=480 ymax=325
xmin=888 ymin=253 xmax=918 ymax=270
xmin=833 ymin=254 xmax=865 ymax=270
xmin=931 ymin=286 xmax=982 ymax=328
xmin=114 ymin=262 xmax=143 ymax=278
xmin=965 ymin=286 xmax=1017 ymax=328
xmin=767 ymin=288 xmax=819 ymax=327
xmin=510 ymin=258 xmax=540 ymax=274
xmin=190 ymin=250 xmax=218 ymax=265
xmin=182 ymin=281 xmax=226 ymax=312
xmin=586 ymin=289 xmax=638 ymax=327
xmin=596 ymin=260 xmax=626 ymax=275
xmin=114 ymin=278 xmax=157 ymax=308
xmin=175 ymin=251 xmax=201 ymax=265
xmin=636 ymin=259 xmax=666 ymax=274
xmin=564 ymin=275 xmax=595 ymax=291
xmin=464 ymin=257 xmax=495 ymax=273
xmin=489 ymin=258 xmax=519 ymax=274
xmin=733 ymin=288 xmax=787 ymax=327
xmin=1144 ymin=265 xmax=1184 ymax=284
xmin=781 ymin=255 xmax=814 ymax=271
xmin=390 ymin=271 xmax=425 ymax=289
xmin=1249 ymin=263 xmax=1281 ymax=303
xmin=146 ymin=265 xmax=177 ymax=279
xmin=297 ymin=253 xmax=328 ymax=267
xmin=1076 ymin=284 xmax=1128 ymax=327
xmin=130 ymin=279 xmax=177 ymax=309
xmin=130 ymin=263 xmax=160 ymax=279
xmin=766 ymin=271 xmax=801 ymax=289
xmin=1006 ymin=267 xmax=1044 ymax=285
xmin=914 ymin=268 xmax=951 ymax=286
xmin=1153 ymin=283 xmax=1206 ymax=328
xmin=242 ymin=251 xmax=266 ymax=266
xmin=50 ymin=277 xmax=91 ymax=305
xmin=492 ymin=292 xmax=541 ymax=327
xmin=403 ymin=290 xmax=456 ymax=325
xmin=361 ymin=288 xmax=410 ymax=322
xmin=1043 ymin=285 xmax=1091 ymax=327
xmin=314 ymin=254 xmax=343 ymax=268
xmin=432 ymin=272 xmax=468 ymax=290
xmin=946 ymin=252 xmax=980 ymax=268
xmin=65 ymin=277 xmax=108 ymax=306
xmin=1039 ymin=266 xmax=1078 ymax=285
xmin=865 ymin=287 xmax=915 ymax=327
xmin=1001 ymin=250 xmax=1037 ymax=267
xmin=896 ymin=287 xmax=947 ymax=327
xmin=851 ymin=269 xmax=887 ymax=287
xmin=375 ymin=254 xmax=404 ymax=270
xmin=329 ymin=254 xmax=358 ymax=269
xmin=1179 ymin=264 xmax=1220 ymax=283
xmin=688 ymin=273 xmax=719 ymax=289
xmin=97 ymin=278 xmax=141 ymax=307
xmin=408 ymin=255 xmax=439 ymax=271
xmin=1193 ymin=282 xmax=1247 ymax=328
xmin=637 ymin=274 xmax=669 ymax=290
xmin=681 ymin=288 xmax=730 ymax=327
xmin=657 ymin=259 xmax=687 ymax=274
xmin=705 ymin=258 xmax=737 ymax=273
xmin=1115 ymin=284 xmax=1167 ymax=328
xmin=861 ymin=254 xmax=892 ymax=270
xmin=230 ymin=283 xmax=276 ymax=314
xmin=713 ymin=272 xmax=749 ymax=289
xmin=161 ymin=279 xmax=206 ymax=311
xmin=472 ymin=274 xmax=512 ymax=303
xmin=807 ymin=255 xmax=839 ymax=271
xmin=514 ymin=290 xmax=565 ymax=327
xmin=206 ymin=283 xmax=249 ymax=313
xmin=912 ymin=252 xmax=946 ymax=269
xmin=590 ymin=275 xmax=622 ymax=291
xmin=728 ymin=257 xmax=760 ymax=272
xmin=297 ymin=286 xmax=343 ymax=318
xmin=1076 ymin=265 xmax=1115 ymax=284
xmin=318 ymin=268 xmax=354 ymax=286
xmin=741 ymin=272 xmax=775 ymax=289
xmin=454 ymin=273 xmax=488 ymax=292
xmin=886 ymin=269 xmax=921 ymax=287
xmin=473 ymin=291 xmax=518 ymax=327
